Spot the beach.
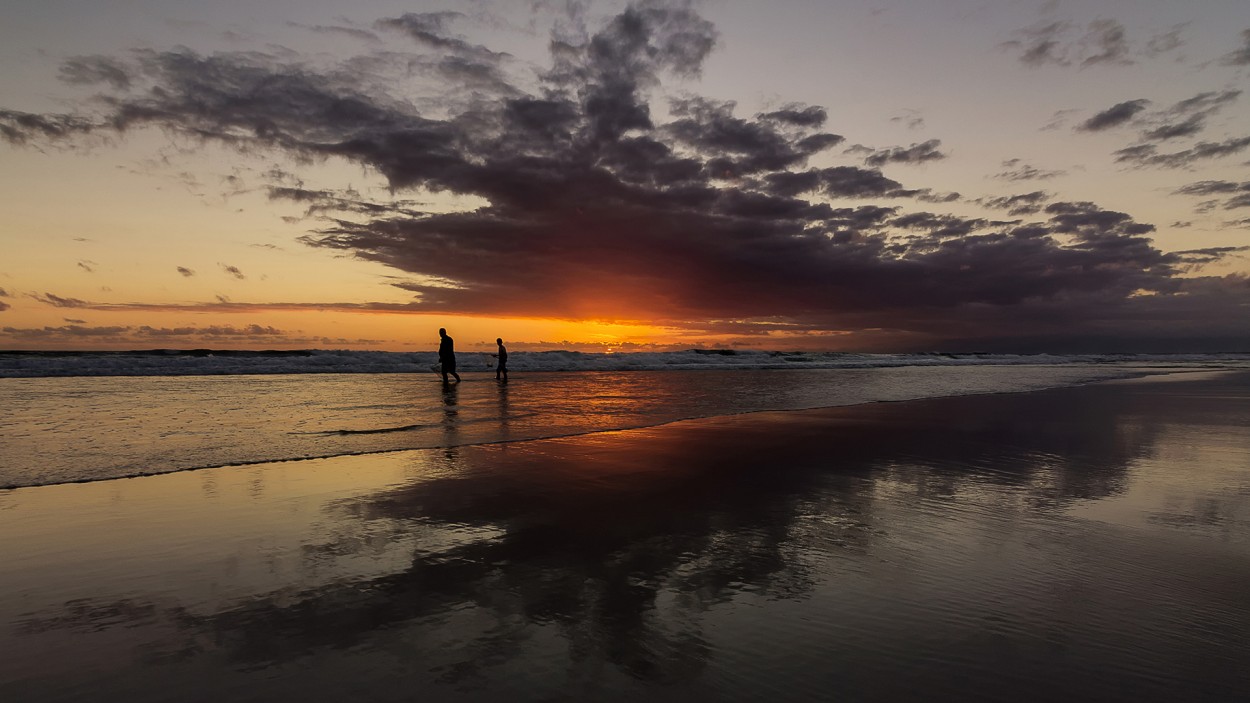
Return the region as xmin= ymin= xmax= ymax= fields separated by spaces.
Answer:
xmin=2 ymin=370 xmax=1249 ymax=701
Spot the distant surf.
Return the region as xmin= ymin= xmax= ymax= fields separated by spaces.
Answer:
xmin=3 ymin=348 xmax=1249 ymax=378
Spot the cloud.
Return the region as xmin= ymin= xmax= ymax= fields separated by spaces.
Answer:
xmin=0 ymin=302 xmax=8 ymax=312
xmin=889 ymin=110 xmax=925 ymax=130
xmin=1002 ymin=21 xmax=1072 ymax=67
xmin=1 ymin=3 xmax=1247 ymax=350
xmin=1172 ymin=246 xmax=1250 ymax=267
xmin=1080 ymin=19 xmax=1132 ymax=67
xmin=59 ymin=56 xmax=132 ymax=90
xmin=0 ymin=109 xmax=94 ymax=145
xmin=994 ymin=159 xmax=1066 ymax=182
xmin=219 ymin=263 xmax=246 ymax=280
xmin=1137 ymin=91 xmax=1241 ymax=142
xmin=0 ymin=320 xmax=389 ymax=348
xmin=1115 ymin=136 xmax=1250 ymax=169
xmin=375 ymin=12 xmax=509 ymax=64
xmin=177 ymin=266 xmax=195 ymax=277
xmin=976 ymin=191 xmax=1052 ymax=216
xmin=1001 ymin=19 xmax=1148 ymax=68
xmin=2 ymin=325 xmax=130 ymax=339
xmin=1145 ymin=25 xmax=1186 ymax=57
xmin=1173 ymin=180 xmax=1250 ymax=209
xmin=0 ymin=323 xmax=291 ymax=343
xmin=0 ymin=287 xmax=9 ymax=297
xmin=134 ymin=324 xmax=285 ymax=337
xmin=292 ymin=23 xmax=380 ymax=43
xmin=77 ymin=260 xmax=96 ymax=273
xmin=1221 ymin=28 xmax=1250 ymax=66
xmin=1077 ymin=99 xmax=1150 ymax=131
xmin=31 ymin=292 xmax=90 ymax=308
xmin=860 ymin=139 xmax=946 ymax=167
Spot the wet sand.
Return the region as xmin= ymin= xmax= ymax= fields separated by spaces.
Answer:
xmin=2 ymin=372 xmax=1249 ymax=702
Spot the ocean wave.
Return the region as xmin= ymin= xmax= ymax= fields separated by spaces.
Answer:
xmin=3 ymin=349 xmax=1249 ymax=378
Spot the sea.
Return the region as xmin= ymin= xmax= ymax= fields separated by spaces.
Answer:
xmin=2 ymin=349 xmax=1248 ymax=489
xmin=3 ymin=350 xmax=1250 ymax=701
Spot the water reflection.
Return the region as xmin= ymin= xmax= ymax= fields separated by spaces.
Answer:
xmin=6 ymin=376 xmax=1250 ymax=700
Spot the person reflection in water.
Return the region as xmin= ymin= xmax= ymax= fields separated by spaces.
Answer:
xmin=494 ymin=337 xmax=508 ymax=382
xmin=438 ymin=327 xmax=461 ymax=384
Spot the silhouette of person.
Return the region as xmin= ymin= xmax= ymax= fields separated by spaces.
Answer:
xmin=494 ymin=337 xmax=508 ymax=381
xmin=438 ymin=327 xmax=461 ymax=383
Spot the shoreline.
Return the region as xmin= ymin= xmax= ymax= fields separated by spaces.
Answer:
xmin=2 ymin=366 xmax=1235 ymax=493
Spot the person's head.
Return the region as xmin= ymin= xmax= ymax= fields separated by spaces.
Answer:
xmin=439 ymin=328 xmax=446 ymax=337
xmin=496 ymin=338 xmax=503 ymax=345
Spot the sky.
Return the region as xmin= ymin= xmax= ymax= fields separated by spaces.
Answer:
xmin=1 ymin=0 xmax=1249 ymax=353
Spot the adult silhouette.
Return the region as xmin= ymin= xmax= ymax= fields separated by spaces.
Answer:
xmin=494 ymin=337 xmax=508 ymax=382
xmin=438 ymin=328 xmax=461 ymax=383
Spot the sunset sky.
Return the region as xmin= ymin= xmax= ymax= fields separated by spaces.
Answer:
xmin=2 ymin=0 xmax=1249 ymax=353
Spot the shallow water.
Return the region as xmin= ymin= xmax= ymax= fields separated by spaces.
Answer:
xmin=1 ymin=372 xmax=1248 ymax=701
xmin=0 ymin=364 xmax=1163 ymax=487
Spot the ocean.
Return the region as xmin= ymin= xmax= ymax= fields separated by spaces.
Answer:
xmin=3 ymin=355 xmax=1250 ymax=700
xmin=5 ymin=351 xmax=1248 ymax=488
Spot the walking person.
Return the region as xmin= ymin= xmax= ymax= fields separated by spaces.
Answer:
xmin=438 ymin=327 xmax=461 ymax=383
xmin=494 ymin=338 xmax=508 ymax=382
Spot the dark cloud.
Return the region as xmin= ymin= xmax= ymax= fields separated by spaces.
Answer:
xmin=294 ymin=24 xmax=381 ymax=43
xmin=1115 ymin=136 xmax=1250 ymax=169
xmin=2 ymin=325 xmax=129 ymax=338
xmin=994 ymin=159 xmax=1066 ymax=182
xmin=1002 ymin=21 xmax=1072 ymax=67
xmin=759 ymin=105 xmax=827 ymax=127
xmin=889 ymin=110 xmax=925 ymax=130
xmin=1173 ymin=180 xmax=1250 ymax=212
xmin=1077 ymin=99 xmax=1149 ymax=131
xmin=1225 ymin=193 xmax=1250 ymax=210
xmin=976 ymin=191 xmax=1051 ymax=216
xmin=860 ymin=139 xmax=945 ymax=167
xmin=1134 ymin=91 xmax=1241 ymax=142
xmin=77 ymin=260 xmax=96 ymax=273
xmin=1174 ymin=180 xmax=1248 ymax=196
xmin=0 ymin=109 xmax=94 ymax=145
xmin=1168 ymin=90 xmax=1240 ymax=116
xmin=1080 ymin=19 xmax=1132 ymax=67
xmin=0 ymin=323 xmax=304 ymax=344
xmin=268 ymin=187 xmax=426 ymax=218
xmin=1003 ymin=19 xmax=1181 ymax=69
xmin=1173 ymin=247 xmax=1250 ymax=267
xmin=1141 ymin=115 xmax=1204 ymax=141
xmin=0 ymin=301 xmax=9 ymax=312
xmin=1145 ymin=26 xmax=1186 ymax=57
xmin=1221 ymin=29 xmax=1250 ymax=66
xmin=32 ymin=292 xmax=90 ymax=308
xmin=2 ymin=4 xmax=1247 ymax=350
xmin=59 ymin=56 xmax=132 ymax=90
xmin=134 ymin=324 xmax=285 ymax=337
xmin=220 ymin=264 xmax=246 ymax=280
xmin=374 ymin=12 xmax=507 ymax=64
xmin=63 ymin=318 xmax=87 ymax=323
xmin=0 ymin=287 xmax=9 ymax=297
xmin=177 ymin=266 xmax=196 ymax=277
